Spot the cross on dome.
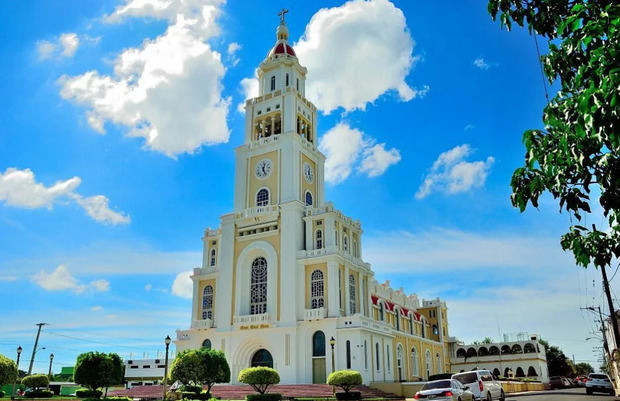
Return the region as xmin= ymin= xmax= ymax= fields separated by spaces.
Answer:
xmin=278 ymin=8 xmax=288 ymax=24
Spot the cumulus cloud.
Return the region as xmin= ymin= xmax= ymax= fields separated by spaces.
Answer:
xmin=59 ymin=0 xmax=230 ymax=157
xmin=31 ymin=265 xmax=110 ymax=294
xmin=473 ymin=57 xmax=493 ymax=70
xmin=171 ymin=270 xmax=193 ymax=299
xmin=226 ymin=42 xmax=241 ymax=66
xmin=238 ymin=75 xmax=259 ymax=113
xmin=36 ymin=33 xmax=80 ymax=60
xmin=318 ymin=122 xmax=400 ymax=184
xmin=293 ymin=0 xmax=424 ymax=113
xmin=415 ymin=144 xmax=494 ymax=199
xmin=0 ymin=167 xmax=129 ymax=225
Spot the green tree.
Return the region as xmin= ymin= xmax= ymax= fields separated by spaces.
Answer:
xmin=237 ymin=367 xmax=280 ymax=394
xmin=539 ymin=339 xmax=574 ymax=377
xmin=22 ymin=374 xmax=49 ymax=389
xmin=487 ymin=0 xmax=620 ymax=336
xmin=0 ymin=354 xmax=17 ymax=387
xmin=575 ymin=362 xmax=594 ymax=376
xmin=169 ymin=348 xmax=230 ymax=394
xmin=74 ymin=352 xmax=123 ymax=397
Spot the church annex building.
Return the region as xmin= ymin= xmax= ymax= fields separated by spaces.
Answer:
xmin=175 ymin=14 xmax=451 ymax=385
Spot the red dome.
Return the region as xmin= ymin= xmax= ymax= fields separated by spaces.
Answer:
xmin=272 ymin=42 xmax=296 ymax=56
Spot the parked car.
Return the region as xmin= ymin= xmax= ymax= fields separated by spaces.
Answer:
xmin=452 ymin=370 xmax=505 ymax=401
xmin=585 ymin=373 xmax=614 ymax=395
xmin=575 ymin=376 xmax=588 ymax=387
xmin=549 ymin=376 xmax=569 ymax=389
xmin=414 ymin=379 xmax=475 ymax=400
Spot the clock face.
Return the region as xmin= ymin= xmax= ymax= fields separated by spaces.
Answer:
xmin=303 ymin=162 xmax=314 ymax=183
xmin=255 ymin=159 xmax=273 ymax=179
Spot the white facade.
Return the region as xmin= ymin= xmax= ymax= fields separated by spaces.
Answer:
xmin=124 ymin=358 xmax=170 ymax=388
xmin=449 ymin=337 xmax=549 ymax=383
xmin=175 ymin=15 xmax=450 ymax=385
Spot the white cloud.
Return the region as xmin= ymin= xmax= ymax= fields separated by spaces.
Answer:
xmin=227 ymin=42 xmax=241 ymax=67
xmin=59 ymin=0 xmax=230 ymax=157
xmin=0 ymin=168 xmax=129 ymax=225
xmin=238 ymin=75 xmax=259 ymax=113
xmin=473 ymin=57 xmax=491 ymax=70
xmin=293 ymin=0 xmax=424 ymax=114
xmin=145 ymin=283 xmax=152 ymax=291
xmin=415 ymin=144 xmax=494 ymax=199
xmin=91 ymin=305 xmax=103 ymax=311
xmin=36 ymin=33 xmax=80 ymax=60
xmin=31 ymin=265 xmax=110 ymax=294
xmin=318 ymin=122 xmax=400 ymax=184
xmin=171 ymin=270 xmax=193 ymax=299
xmin=0 ymin=275 xmax=18 ymax=281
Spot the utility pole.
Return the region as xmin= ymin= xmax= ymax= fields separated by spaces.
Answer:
xmin=28 ymin=323 xmax=48 ymax=375
xmin=601 ymin=265 xmax=620 ymax=351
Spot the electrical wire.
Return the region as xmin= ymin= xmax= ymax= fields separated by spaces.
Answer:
xmin=533 ymin=34 xmax=550 ymax=103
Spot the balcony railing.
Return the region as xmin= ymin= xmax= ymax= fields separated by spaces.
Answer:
xmin=304 ymin=307 xmax=327 ymax=321
xmin=191 ymin=319 xmax=213 ymax=329
xmin=236 ymin=205 xmax=279 ymax=219
xmin=233 ymin=313 xmax=270 ymax=325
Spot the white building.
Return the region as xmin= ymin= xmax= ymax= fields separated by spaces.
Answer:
xmin=124 ymin=358 xmax=171 ymax=388
xmin=449 ymin=335 xmax=549 ymax=382
xmin=174 ymin=14 xmax=451 ymax=385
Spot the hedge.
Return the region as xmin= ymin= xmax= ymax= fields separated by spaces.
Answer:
xmin=335 ymin=391 xmax=361 ymax=400
xmin=24 ymin=389 xmax=54 ymax=398
xmin=238 ymin=367 xmax=280 ymax=394
xmin=246 ymin=393 xmax=283 ymax=401
xmin=76 ymin=389 xmax=103 ymax=398
xmin=327 ymin=370 xmax=362 ymax=393
xmin=22 ymin=374 xmax=50 ymax=389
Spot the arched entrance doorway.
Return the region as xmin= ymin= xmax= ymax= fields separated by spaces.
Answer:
xmin=251 ymin=349 xmax=273 ymax=368
xmin=312 ymin=331 xmax=326 ymax=384
xmin=396 ymin=344 xmax=404 ymax=382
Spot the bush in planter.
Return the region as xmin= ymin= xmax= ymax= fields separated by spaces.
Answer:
xmin=22 ymin=374 xmax=50 ymax=389
xmin=76 ymin=389 xmax=104 ymax=398
xmin=24 ymin=389 xmax=54 ymax=398
xmin=328 ymin=370 xmax=362 ymax=400
xmin=238 ymin=367 xmax=280 ymax=395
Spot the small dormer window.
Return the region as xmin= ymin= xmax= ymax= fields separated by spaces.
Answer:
xmin=286 ymin=73 xmax=289 ymax=86
xmin=270 ymin=76 xmax=276 ymax=91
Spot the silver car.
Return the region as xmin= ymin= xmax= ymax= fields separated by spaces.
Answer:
xmin=414 ymin=379 xmax=475 ymax=401
xmin=585 ymin=373 xmax=614 ymax=395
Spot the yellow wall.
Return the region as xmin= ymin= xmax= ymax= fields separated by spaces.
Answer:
xmin=300 ymin=154 xmax=317 ymax=202
xmin=249 ymin=150 xmax=279 ymax=207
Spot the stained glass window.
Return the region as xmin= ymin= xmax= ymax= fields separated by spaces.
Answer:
xmin=202 ymin=285 xmax=213 ymax=320
xmin=250 ymin=257 xmax=268 ymax=314
xmin=315 ymin=229 xmax=323 ymax=249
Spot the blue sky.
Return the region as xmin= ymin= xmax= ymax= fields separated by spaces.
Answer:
xmin=0 ymin=0 xmax=610 ymax=373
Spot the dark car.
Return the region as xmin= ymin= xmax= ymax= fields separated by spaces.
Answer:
xmin=549 ymin=376 xmax=565 ymax=389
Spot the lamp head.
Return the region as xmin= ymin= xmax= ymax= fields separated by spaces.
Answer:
xmin=50 ymin=353 xmax=54 ymax=360
xmin=17 ymin=346 xmax=22 ymax=355
xmin=329 ymin=337 xmax=336 ymax=346
xmin=165 ymin=335 xmax=171 ymax=346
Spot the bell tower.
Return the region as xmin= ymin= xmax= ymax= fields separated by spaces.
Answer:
xmin=233 ymin=11 xmax=325 ymax=212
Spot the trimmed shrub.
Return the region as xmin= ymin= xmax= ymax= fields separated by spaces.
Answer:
xmin=327 ymin=370 xmax=362 ymax=393
xmin=335 ymin=391 xmax=361 ymax=400
xmin=24 ymin=389 xmax=54 ymax=398
xmin=76 ymin=389 xmax=104 ymax=398
xmin=246 ymin=393 xmax=283 ymax=401
xmin=181 ymin=385 xmax=203 ymax=394
xmin=22 ymin=374 xmax=50 ymax=389
xmin=0 ymin=354 xmax=17 ymax=387
xmin=238 ymin=367 xmax=280 ymax=394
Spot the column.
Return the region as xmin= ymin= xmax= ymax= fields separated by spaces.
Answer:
xmin=327 ymin=261 xmax=339 ymax=317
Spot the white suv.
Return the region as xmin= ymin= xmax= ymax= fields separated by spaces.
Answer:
xmin=586 ymin=373 xmax=614 ymax=395
xmin=452 ymin=370 xmax=505 ymax=401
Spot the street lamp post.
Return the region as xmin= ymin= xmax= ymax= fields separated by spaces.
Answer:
xmin=163 ymin=336 xmax=171 ymax=400
xmin=48 ymin=354 xmax=54 ymax=387
xmin=11 ymin=346 xmax=22 ymax=401
xmin=329 ymin=337 xmax=336 ymax=373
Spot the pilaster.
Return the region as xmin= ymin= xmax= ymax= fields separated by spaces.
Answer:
xmin=327 ymin=260 xmax=340 ymax=317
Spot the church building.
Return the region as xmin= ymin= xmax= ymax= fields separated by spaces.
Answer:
xmin=175 ymin=13 xmax=451 ymax=385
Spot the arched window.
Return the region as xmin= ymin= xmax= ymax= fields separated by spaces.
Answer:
xmin=386 ymin=344 xmax=390 ymax=372
xmin=310 ymin=269 xmax=324 ymax=309
xmin=270 ymin=76 xmax=276 ymax=91
xmin=456 ymin=348 xmax=466 ymax=358
xmin=512 ymin=344 xmax=523 ymax=354
xmin=352 ymin=240 xmax=358 ymax=257
xmin=349 ymin=275 xmax=356 ymax=314
xmin=466 ymin=348 xmax=477 ymax=358
xmin=202 ymin=285 xmax=213 ymax=320
xmin=346 ymin=340 xmax=351 ymax=369
xmin=312 ymin=331 xmax=325 ymax=357
xmin=425 ymin=350 xmax=431 ymax=379
xmin=364 ymin=340 xmax=368 ymax=369
xmin=527 ymin=366 xmax=537 ymax=377
xmin=396 ymin=344 xmax=404 ymax=381
xmin=305 ymin=191 xmax=313 ymax=206
xmin=315 ymin=229 xmax=323 ymax=249
xmin=286 ymin=73 xmax=289 ymax=87
xmin=210 ymin=249 xmax=216 ymax=266
xmin=409 ymin=314 xmax=414 ymax=334
xmin=343 ymin=236 xmax=349 ymax=252
xmin=335 ymin=230 xmax=339 ymax=246
xmin=489 ymin=346 xmax=500 ymax=355
xmin=524 ymin=343 xmax=536 ymax=353
xmin=251 ymin=349 xmax=273 ymax=368
xmin=375 ymin=343 xmax=380 ymax=371
xmin=432 ymin=325 xmax=439 ymax=335
xmin=250 ymin=257 xmax=268 ymax=314
xmin=296 ymin=78 xmax=299 ymax=91
xmin=515 ymin=367 xmax=525 ymax=378
xmin=493 ymin=368 xmax=501 ymax=377
xmin=501 ymin=345 xmax=512 ymax=355
xmin=411 ymin=347 xmax=419 ymax=377
xmin=256 ymin=188 xmax=269 ymax=206
xmin=478 ymin=347 xmax=489 ymax=356
xmin=421 ymin=319 xmax=426 ymax=338
xmin=202 ymin=339 xmax=211 ymax=349
xmin=378 ymin=302 xmax=384 ymax=321
xmin=436 ymin=353 xmax=442 ymax=374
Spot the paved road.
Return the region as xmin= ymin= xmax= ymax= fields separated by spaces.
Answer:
xmin=507 ymin=387 xmax=617 ymax=400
